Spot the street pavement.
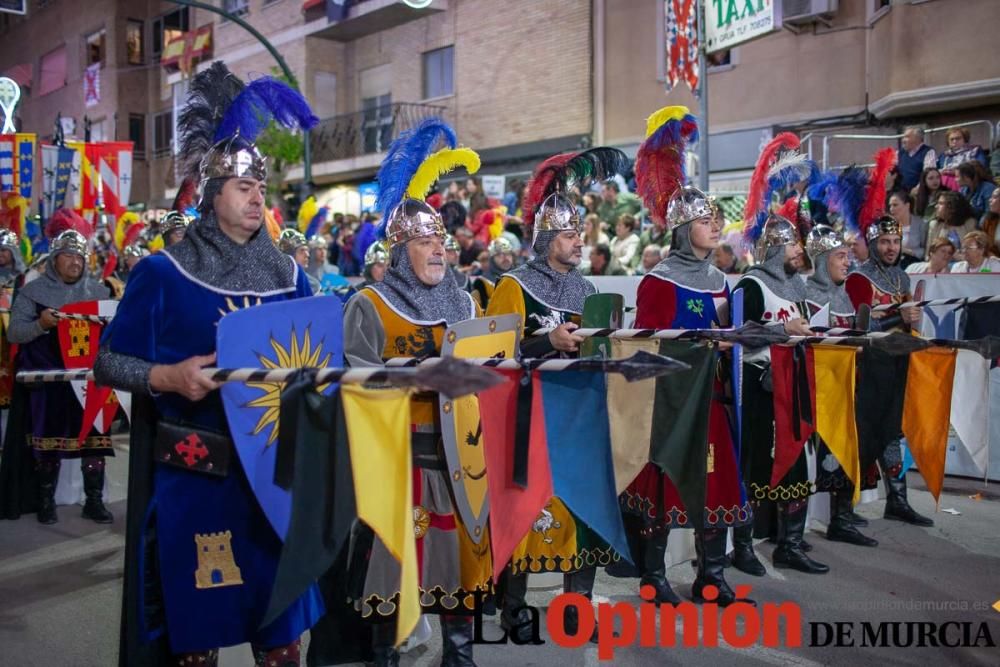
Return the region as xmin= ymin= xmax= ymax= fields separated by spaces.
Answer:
xmin=1 ymin=442 xmax=998 ymax=667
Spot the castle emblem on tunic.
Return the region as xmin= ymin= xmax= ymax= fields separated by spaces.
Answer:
xmin=194 ymin=531 xmax=244 ymax=589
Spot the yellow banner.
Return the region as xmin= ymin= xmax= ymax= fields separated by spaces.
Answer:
xmin=813 ymin=346 xmax=860 ymax=505
xmin=340 ymin=384 xmax=418 ymax=647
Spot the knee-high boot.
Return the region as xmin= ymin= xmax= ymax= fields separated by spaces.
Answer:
xmin=371 ymin=622 xmax=400 ymax=667
xmin=729 ymin=523 xmax=765 ymax=576
xmin=499 ymin=570 xmax=533 ymax=643
xmin=827 ymin=489 xmax=878 ymax=547
xmin=562 ymin=567 xmax=599 ymax=642
xmin=773 ymin=502 xmax=829 ymax=574
xmin=693 ymin=528 xmax=755 ymax=606
xmin=440 ymin=615 xmax=476 ymax=667
xmin=36 ymin=459 xmax=60 ymax=525
xmin=881 ymin=455 xmax=933 ymax=527
xmin=81 ymin=456 xmax=113 ymax=523
xmin=639 ymin=529 xmax=680 ymax=605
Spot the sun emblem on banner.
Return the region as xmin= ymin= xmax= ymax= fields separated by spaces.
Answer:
xmin=245 ymin=326 xmax=332 ymax=445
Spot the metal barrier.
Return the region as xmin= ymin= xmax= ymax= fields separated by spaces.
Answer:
xmin=819 ymin=119 xmax=996 ymax=171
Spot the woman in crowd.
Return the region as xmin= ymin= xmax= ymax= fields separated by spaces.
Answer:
xmin=581 ymin=212 xmax=610 ymax=274
xmin=609 ymin=213 xmax=640 ymax=273
xmin=905 ymin=237 xmax=955 ymax=275
xmin=928 ymin=191 xmax=979 ymax=259
xmin=981 ymin=188 xmax=1000 ymax=252
xmin=887 ymin=191 xmax=928 ymax=268
xmin=951 ymin=231 xmax=1000 ymax=273
xmin=937 ymin=128 xmax=988 ymax=190
xmin=912 ymin=167 xmax=950 ymax=220
xmin=582 ymin=192 xmax=601 ymax=216
xmin=957 ymin=161 xmax=996 ymax=220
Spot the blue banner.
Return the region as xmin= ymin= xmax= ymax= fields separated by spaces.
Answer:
xmin=17 ymin=137 xmax=33 ymax=200
xmin=53 ymin=146 xmax=75 ymax=212
xmin=218 ymin=296 xmax=344 ymax=539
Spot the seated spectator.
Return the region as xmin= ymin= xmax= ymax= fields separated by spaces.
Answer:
xmin=952 ymin=231 xmax=1000 ymax=273
xmin=583 ymin=244 xmax=627 ymax=276
xmin=455 ymin=226 xmax=485 ymax=267
xmin=937 ymin=128 xmax=988 ymax=190
xmin=957 ymin=161 xmax=997 ymax=220
xmin=583 ymin=213 xmax=610 ymax=249
xmin=897 ymin=126 xmax=937 ymax=192
xmin=912 ymin=167 xmax=950 ymax=220
xmin=906 ymin=237 xmax=955 ymax=275
xmin=887 ymin=191 xmax=928 ymax=268
xmin=638 ymin=215 xmax=670 ymax=258
xmin=597 ymin=180 xmax=642 ymax=228
xmin=982 ymin=188 xmax=1000 ymax=252
xmin=713 ymin=242 xmax=748 ymax=274
xmin=582 ymin=192 xmax=600 ymax=216
xmin=927 ymin=191 xmax=979 ymax=259
xmin=635 ymin=244 xmax=662 ymax=275
xmin=610 ymin=214 xmax=640 ymax=272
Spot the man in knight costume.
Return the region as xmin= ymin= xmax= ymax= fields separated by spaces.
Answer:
xmin=94 ymin=61 xmax=321 ymax=666
xmin=444 ymin=233 xmax=471 ymax=291
xmin=357 ymin=240 xmax=388 ymax=290
xmin=804 ymin=225 xmax=879 ymax=548
xmin=279 ymin=228 xmax=322 ymax=294
xmin=845 ymin=215 xmax=932 ymax=528
xmin=2 ymin=225 xmax=113 ymax=525
xmin=469 ymin=236 xmax=515 ymax=310
xmin=341 ymin=118 xmax=485 ymax=667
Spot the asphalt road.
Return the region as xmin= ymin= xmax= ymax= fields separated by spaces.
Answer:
xmin=1 ymin=444 xmax=998 ymax=667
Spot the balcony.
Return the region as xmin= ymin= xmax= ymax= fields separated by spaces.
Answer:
xmin=306 ymin=0 xmax=448 ymax=42
xmin=287 ymin=102 xmax=447 ymax=183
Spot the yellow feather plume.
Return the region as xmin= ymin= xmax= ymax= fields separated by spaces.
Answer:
xmin=297 ymin=196 xmax=318 ymax=233
xmin=264 ymin=207 xmax=282 ymax=242
xmin=148 ymin=235 xmax=164 ymax=253
xmin=406 ymin=147 xmax=481 ymax=200
xmin=644 ymin=105 xmax=692 ymax=138
xmin=114 ymin=211 xmax=141 ymax=251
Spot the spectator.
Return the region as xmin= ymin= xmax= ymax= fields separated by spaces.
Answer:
xmin=952 ymin=231 xmax=1000 ymax=273
xmin=928 ymin=191 xmax=979 ymax=259
xmin=596 ymin=180 xmax=642 ymax=228
xmin=454 ymin=226 xmax=485 ymax=267
xmin=906 ymin=237 xmax=955 ymax=275
xmin=635 ymin=244 xmax=662 ymax=275
xmin=584 ymin=244 xmax=627 ymax=276
xmin=440 ymin=200 xmax=468 ymax=234
xmin=502 ymin=179 xmax=523 ymax=219
xmin=937 ymin=128 xmax=988 ymax=190
xmin=887 ymin=191 xmax=928 ymax=267
xmin=713 ymin=242 xmax=748 ymax=274
xmin=582 ymin=192 xmax=600 ymax=216
xmin=659 ymin=246 xmax=670 ymax=260
xmin=610 ymin=213 xmax=641 ymax=272
xmin=957 ymin=161 xmax=996 ymax=220
xmin=897 ymin=126 xmax=937 ymax=191
xmin=992 ymin=139 xmax=1000 ymax=180
xmin=981 ymin=188 xmax=1000 ymax=251
xmin=912 ymin=167 xmax=950 ymax=219
xmin=638 ymin=215 xmax=670 ymax=258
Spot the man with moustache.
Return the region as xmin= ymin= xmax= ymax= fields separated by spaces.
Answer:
xmin=845 ymin=216 xmax=932 ymax=528
xmin=804 ymin=226 xmax=879 ymax=548
xmin=733 ymin=215 xmax=829 ymax=575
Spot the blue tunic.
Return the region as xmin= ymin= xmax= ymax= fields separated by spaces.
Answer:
xmin=101 ymin=254 xmax=323 ymax=653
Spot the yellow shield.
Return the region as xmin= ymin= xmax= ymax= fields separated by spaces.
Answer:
xmin=440 ymin=314 xmax=521 ymax=544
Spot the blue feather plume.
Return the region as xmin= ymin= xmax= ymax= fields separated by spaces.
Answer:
xmin=375 ymin=117 xmax=457 ymax=236
xmin=305 ymin=206 xmax=328 ymax=240
xmin=214 ymin=78 xmax=319 ymax=143
xmin=808 ymin=167 xmax=868 ymax=235
xmin=748 ymin=158 xmax=820 ymax=239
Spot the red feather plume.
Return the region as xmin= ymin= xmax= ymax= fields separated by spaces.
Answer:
xmin=172 ymin=176 xmax=197 ymax=212
xmin=102 ymin=253 xmax=118 ymax=280
xmin=521 ymin=152 xmax=576 ymax=230
xmin=45 ymin=208 xmax=93 ymax=240
xmin=122 ymin=221 xmax=145 ymax=248
xmin=634 ymin=143 xmax=686 ymax=225
xmin=743 ymin=132 xmax=801 ymax=235
xmin=859 ymin=147 xmax=897 ymax=236
xmin=777 ymin=195 xmax=800 ymax=222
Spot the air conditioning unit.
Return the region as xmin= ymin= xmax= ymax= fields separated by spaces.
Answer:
xmin=783 ymin=0 xmax=839 ymax=25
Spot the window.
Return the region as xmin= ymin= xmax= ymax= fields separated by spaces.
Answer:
xmin=87 ymin=117 xmax=107 ymax=142
xmin=152 ymin=8 xmax=189 ymax=60
xmin=223 ymin=0 xmax=250 ymax=18
xmin=868 ymin=0 xmax=892 ymax=23
xmin=126 ymin=20 xmax=144 ymax=65
xmin=38 ymin=44 xmax=67 ymax=96
xmin=85 ymin=29 xmax=106 ymax=67
xmin=153 ymin=111 xmax=173 ymax=159
xmin=313 ymin=71 xmax=337 ymax=119
xmin=129 ymin=114 xmax=146 ymax=160
xmin=362 ymin=94 xmax=392 ymax=154
xmin=422 ymin=46 xmax=454 ymax=100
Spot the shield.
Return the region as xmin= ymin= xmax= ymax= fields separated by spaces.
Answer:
xmin=580 ymin=293 xmax=624 ymax=358
xmin=56 ymin=300 xmax=120 ymax=438
xmin=218 ymin=295 xmax=344 ymax=540
xmin=439 ymin=313 xmax=520 ymax=544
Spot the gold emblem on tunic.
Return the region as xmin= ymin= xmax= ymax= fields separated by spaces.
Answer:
xmin=194 ymin=531 xmax=244 ymax=589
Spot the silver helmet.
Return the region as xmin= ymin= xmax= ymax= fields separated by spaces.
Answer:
xmin=123 ymin=243 xmax=149 ymax=261
xmin=160 ymin=211 xmax=191 ymax=237
xmin=443 ymin=234 xmax=460 ymax=253
xmin=384 ymin=198 xmax=445 ymax=250
xmin=864 ymin=215 xmax=902 ymax=243
xmin=364 ymin=240 xmax=389 ymax=267
xmin=0 ymin=228 xmax=19 ymax=251
xmin=666 ymin=185 xmax=716 ymax=228
xmin=805 ymin=224 xmax=847 ymax=260
xmin=753 ymin=213 xmax=799 ymax=263
xmin=532 ymin=192 xmax=581 ymax=243
xmin=198 ymin=133 xmax=267 ymax=190
xmin=488 ymin=236 xmax=514 ymax=257
xmin=51 ymin=230 xmax=89 ymax=257
xmin=278 ymin=228 xmax=308 ymax=255
xmin=308 ymin=235 xmax=328 ymax=250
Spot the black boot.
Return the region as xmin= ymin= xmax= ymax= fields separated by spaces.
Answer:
xmin=730 ymin=524 xmax=765 ymax=576
xmin=693 ymin=529 xmax=755 ymax=607
xmin=827 ymin=490 xmax=878 ymax=547
xmin=36 ymin=459 xmax=60 ymax=525
xmin=773 ymin=503 xmax=829 ymax=574
xmin=563 ymin=567 xmax=599 ymax=643
xmin=440 ymin=615 xmax=476 ymax=667
xmin=499 ymin=571 xmax=534 ymax=643
xmin=848 ymin=510 xmax=869 ymax=527
xmin=883 ymin=472 xmax=933 ymax=527
xmin=372 ymin=622 xmax=400 ymax=667
xmin=639 ymin=529 xmax=681 ymax=605
xmin=81 ymin=457 xmax=113 ymax=524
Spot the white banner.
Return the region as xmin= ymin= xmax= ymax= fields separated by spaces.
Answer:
xmin=704 ymin=0 xmax=782 ymax=54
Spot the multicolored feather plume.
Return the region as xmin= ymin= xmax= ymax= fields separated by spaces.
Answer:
xmin=743 ymin=132 xmax=817 ymax=244
xmin=634 ymin=105 xmax=699 ymax=222
xmin=522 ymin=147 xmax=629 ymax=228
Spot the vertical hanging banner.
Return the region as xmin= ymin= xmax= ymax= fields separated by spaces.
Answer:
xmin=84 ymin=63 xmax=100 ymax=108
xmin=0 ymin=136 xmax=13 ymax=192
xmin=93 ymin=141 xmax=134 ymax=224
xmin=15 ymin=133 xmax=33 ymax=200
xmin=664 ymin=0 xmax=699 ymax=93
xmin=66 ymin=141 xmax=95 ymax=221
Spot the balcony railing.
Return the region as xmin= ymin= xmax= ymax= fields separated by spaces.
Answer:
xmin=309 ymin=102 xmax=448 ymax=164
